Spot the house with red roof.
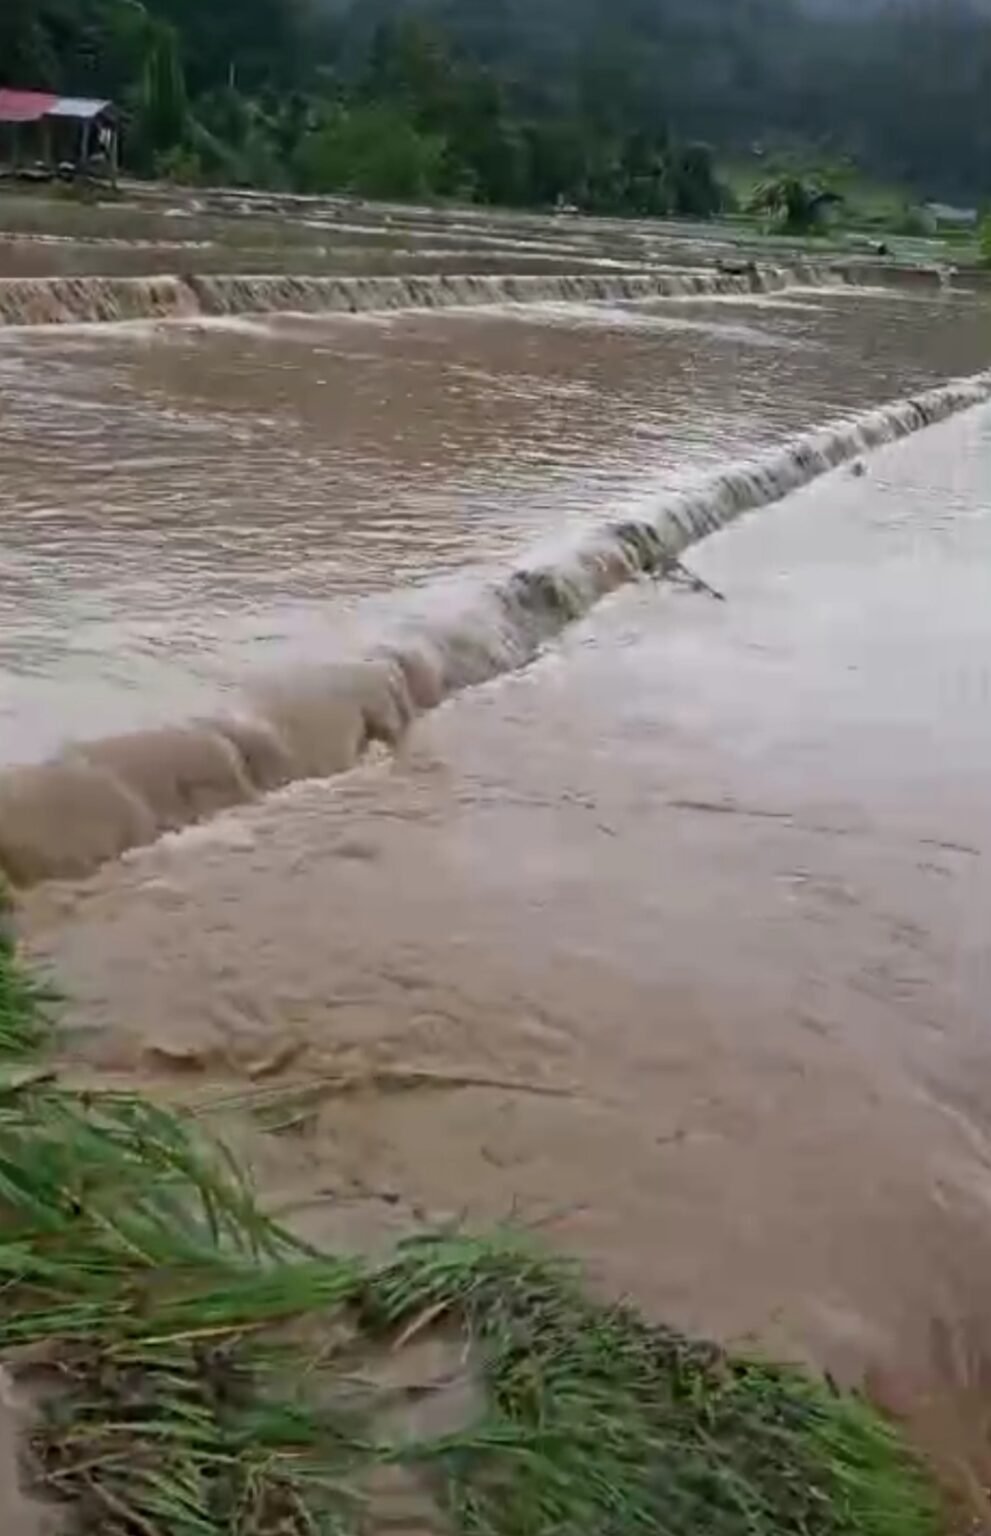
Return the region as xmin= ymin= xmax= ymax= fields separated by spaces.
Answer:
xmin=0 ymin=90 xmax=119 ymax=183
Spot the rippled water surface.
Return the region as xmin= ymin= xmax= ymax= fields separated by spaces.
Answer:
xmin=6 ymin=190 xmax=991 ymax=1501
xmin=3 ymin=285 xmax=991 ymax=759
xmin=24 ymin=408 xmax=991 ymax=1487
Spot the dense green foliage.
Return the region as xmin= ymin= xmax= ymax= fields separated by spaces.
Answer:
xmin=0 ymin=0 xmax=723 ymax=212
xmin=1 ymin=0 xmax=989 ymax=208
xmin=750 ymin=172 xmax=844 ymax=234
xmin=0 ymin=933 xmax=943 ymax=1536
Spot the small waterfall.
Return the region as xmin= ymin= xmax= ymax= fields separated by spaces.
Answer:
xmin=0 ymin=367 xmax=988 ymax=887
xmin=0 ymin=263 xmax=842 ymax=326
xmin=0 ymin=275 xmax=199 ymax=325
xmin=0 ymin=261 xmax=969 ymax=326
xmin=185 ymin=267 xmax=796 ymax=315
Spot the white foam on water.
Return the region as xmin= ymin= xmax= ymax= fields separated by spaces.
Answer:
xmin=0 ymin=366 xmax=987 ymax=885
xmin=0 ymin=262 xmax=844 ymax=327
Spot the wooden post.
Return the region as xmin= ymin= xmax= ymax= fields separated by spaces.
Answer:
xmin=110 ymin=122 xmax=119 ymax=188
xmin=80 ymin=117 xmax=92 ymax=176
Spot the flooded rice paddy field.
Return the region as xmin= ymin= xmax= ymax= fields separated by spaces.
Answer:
xmin=23 ymin=407 xmax=991 ymax=1482
xmin=0 ymin=179 xmax=969 ymax=278
xmin=3 ymin=187 xmax=991 ymax=1491
xmin=0 ymin=186 xmax=720 ymax=277
xmin=2 ymin=283 xmax=991 ymax=760
xmin=0 ymin=183 xmax=844 ymax=275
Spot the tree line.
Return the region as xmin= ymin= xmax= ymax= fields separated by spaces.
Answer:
xmin=1 ymin=0 xmax=988 ymax=207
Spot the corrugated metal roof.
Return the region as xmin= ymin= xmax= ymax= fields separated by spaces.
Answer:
xmin=0 ymin=90 xmax=59 ymax=123
xmin=0 ymin=90 xmax=114 ymax=124
xmin=46 ymin=97 xmax=113 ymax=121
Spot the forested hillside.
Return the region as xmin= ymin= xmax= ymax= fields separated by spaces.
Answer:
xmin=1 ymin=0 xmax=989 ymax=206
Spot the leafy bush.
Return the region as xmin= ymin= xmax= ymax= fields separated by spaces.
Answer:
xmin=750 ymin=173 xmax=843 ymax=234
xmin=293 ymin=103 xmax=448 ymax=198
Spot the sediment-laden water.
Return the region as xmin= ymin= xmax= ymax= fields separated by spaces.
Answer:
xmin=0 ymin=261 xmax=844 ymax=325
xmin=0 ymin=364 xmax=987 ymax=883
xmin=22 ymin=405 xmax=991 ymax=1491
xmin=4 ymin=193 xmax=991 ymax=1499
xmin=3 ymin=280 xmax=991 ymax=772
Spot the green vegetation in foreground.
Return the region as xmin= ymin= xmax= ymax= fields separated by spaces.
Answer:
xmin=0 ymin=939 xmax=941 ymax=1535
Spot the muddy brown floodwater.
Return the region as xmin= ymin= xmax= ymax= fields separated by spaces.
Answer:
xmin=2 ymin=285 xmax=991 ymax=760
xmin=3 ymin=202 xmax=991 ymax=1506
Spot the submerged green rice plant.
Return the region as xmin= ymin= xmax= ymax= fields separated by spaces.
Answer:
xmin=0 ymin=942 xmax=945 ymax=1536
xmin=363 ymin=1236 xmax=941 ymax=1536
xmin=0 ymin=885 xmax=51 ymax=1060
